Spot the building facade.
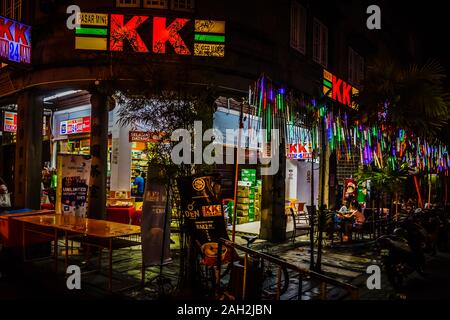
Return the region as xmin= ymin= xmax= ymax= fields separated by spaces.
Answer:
xmin=0 ymin=0 xmax=405 ymax=240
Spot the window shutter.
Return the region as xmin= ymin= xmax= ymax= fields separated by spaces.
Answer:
xmin=291 ymin=3 xmax=306 ymax=54
xmin=348 ymin=48 xmax=354 ymax=84
xmin=298 ymin=5 xmax=306 ymax=53
xmin=321 ymin=24 xmax=328 ymax=67
xmin=357 ymin=55 xmax=365 ymax=84
xmin=313 ymin=20 xmax=320 ymax=63
xmin=290 ymin=3 xmax=299 ymax=49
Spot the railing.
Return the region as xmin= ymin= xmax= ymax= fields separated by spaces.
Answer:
xmin=216 ymin=238 xmax=359 ymax=300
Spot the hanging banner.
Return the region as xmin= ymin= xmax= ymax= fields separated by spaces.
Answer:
xmin=177 ymin=175 xmax=231 ymax=267
xmin=56 ymin=154 xmax=91 ymax=217
xmin=141 ymin=165 xmax=172 ymax=266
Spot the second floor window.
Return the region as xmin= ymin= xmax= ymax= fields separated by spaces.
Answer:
xmin=348 ymin=47 xmax=364 ymax=86
xmin=116 ymin=0 xmax=141 ymax=7
xmin=172 ymin=0 xmax=194 ymax=10
xmin=1 ymin=0 xmax=22 ymax=20
xmin=313 ymin=18 xmax=328 ymax=68
xmin=143 ymin=0 xmax=168 ymax=8
xmin=290 ymin=2 xmax=306 ymax=54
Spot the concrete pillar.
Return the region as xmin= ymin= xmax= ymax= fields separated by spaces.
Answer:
xmin=285 ymin=159 xmax=298 ymax=201
xmin=110 ymin=107 xmax=131 ymax=191
xmin=87 ymin=91 xmax=110 ymax=219
xmin=14 ymin=91 xmax=43 ymax=209
xmin=260 ymin=139 xmax=286 ymax=242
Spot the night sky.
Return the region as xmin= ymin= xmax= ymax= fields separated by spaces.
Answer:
xmin=390 ymin=1 xmax=450 ymax=71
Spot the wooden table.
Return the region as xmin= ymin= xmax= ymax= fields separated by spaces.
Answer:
xmin=14 ymin=214 xmax=142 ymax=291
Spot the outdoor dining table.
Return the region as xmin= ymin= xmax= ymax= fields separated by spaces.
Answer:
xmin=13 ymin=213 xmax=142 ymax=291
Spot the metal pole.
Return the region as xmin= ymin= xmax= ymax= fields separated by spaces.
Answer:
xmin=310 ymin=150 xmax=315 ymax=270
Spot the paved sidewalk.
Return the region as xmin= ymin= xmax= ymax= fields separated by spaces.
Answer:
xmin=2 ymin=233 xmax=449 ymax=300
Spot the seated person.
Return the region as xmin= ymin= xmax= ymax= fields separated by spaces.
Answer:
xmin=340 ymin=201 xmax=365 ymax=241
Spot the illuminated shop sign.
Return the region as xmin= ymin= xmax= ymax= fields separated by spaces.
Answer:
xmin=74 ymin=13 xmax=225 ymax=57
xmin=60 ymin=116 xmax=91 ymax=135
xmin=287 ymin=143 xmax=312 ymax=160
xmin=0 ymin=15 xmax=32 ymax=64
xmin=129 ymin=131 xmax=169 ymax=143
xmin=3 ymin=111 xmax=17 ymax=132
xmin=323 ymin=70 xmax=359 ymax=110
xmin=3 ymin=112 xmax=48 ymax=135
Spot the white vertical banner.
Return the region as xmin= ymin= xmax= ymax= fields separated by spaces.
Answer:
xmin=57 ymin=154 xmax=92 ymax=217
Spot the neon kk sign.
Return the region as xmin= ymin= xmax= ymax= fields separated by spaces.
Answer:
xmin=0 ymin=15 xmax=31 ymax=64
xmin=323 ymin=69 xmax=359 ymax=109
xmin=74 ymin=13 xmax=225 ymax=57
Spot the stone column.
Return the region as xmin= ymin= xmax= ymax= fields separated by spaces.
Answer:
xmin=109 ymin=107 xmax=131 ymax=192
xmin=14 ymin=91 xmax=43 ymax=209
xmin=87 ymin=91 xmax=110 ymax=219
xmin=260 ymin=138 xmax=286 ymax=242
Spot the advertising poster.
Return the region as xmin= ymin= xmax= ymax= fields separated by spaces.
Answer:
xmin=3 ymin=111 xmax=17 ymax=132
xmin=343 ymin=178 xmax=357 ymax=202
xmin=177 ymin=175 xmax=231 ymax=267
xmin=141 ymin=165 xmax=172 ymax=266
xmin=57 ymin=154 xmax=91 ymax=217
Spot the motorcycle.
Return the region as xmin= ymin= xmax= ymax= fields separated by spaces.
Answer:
xmin=377 ymin=217 xmax=427 ymax=289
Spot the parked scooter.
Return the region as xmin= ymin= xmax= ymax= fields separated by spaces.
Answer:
xmin=377 ymin=214 xmax=427 ymax=289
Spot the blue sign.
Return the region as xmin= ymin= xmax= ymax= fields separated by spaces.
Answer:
xmin=0 ymin=15 xmax=31 ymax=64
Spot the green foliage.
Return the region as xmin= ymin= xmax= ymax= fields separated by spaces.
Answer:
xmin=356 ymin=57 xmax=450 ymax=140
xmin=355 ymin=161 xmax=409 ymax=193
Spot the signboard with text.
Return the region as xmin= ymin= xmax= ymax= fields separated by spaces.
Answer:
xmin=287 ymin=143 xmax=313 ymax=159
xmin=73 ymin=12 xmax=225 ymax=57
xmin=129 ymin=131 xmax=167 ymax=143
xmin=57 ymin=154 xmax=91 ymax=217
xmin=323 ymin=69 xmax=359 ymax=110
xmin=177 ymin=175 xmax=231 ymax=267
xmin=0 ymin=15 xmax=31 ymax=64
xmin=3 ymin=111 xmax=17 ymax=132
xmin=60 ymin=116 xmax=91 ymax=135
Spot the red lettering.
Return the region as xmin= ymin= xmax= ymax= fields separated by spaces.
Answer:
xmin=0 ymin=18 xmax=13 ymax=41
xmin=298 ymin=144 xmax=307 ymax=153
xmin=341 ymin=81 xmax=352 ymax=107
xmin=153 ymin=17 xmax=190 ymax=55
xmin=289 ymin=144 xmax=297 ymax=154
xmin=110 ymin=14 xmax=149 ymax=52
xmin=332 ymin=75 xmax=342 ymax=104
xmin=14 ymin=24 xmax=29 ymax=45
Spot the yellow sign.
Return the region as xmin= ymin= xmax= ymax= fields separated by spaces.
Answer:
xmin=195 ymin=20 xmax=226 ymax=34
xmin=77 ymin=13 xmax=109 ymax=26
xmin=194 ymin=43 xmax=225 ymax=57
xmin=75 ymin=37 xmax=107 ymax=51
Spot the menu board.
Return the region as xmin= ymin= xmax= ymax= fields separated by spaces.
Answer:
xmin=177 ymin=175 xmax=231 ymax=267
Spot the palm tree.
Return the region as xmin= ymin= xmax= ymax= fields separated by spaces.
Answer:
xmin=357 ymin=57 xmax=450 ymax=140
xmin=355 ymin=161 xmax=409 ymax=218
xmin=355 ymin=56 xmax=450 ymax=207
